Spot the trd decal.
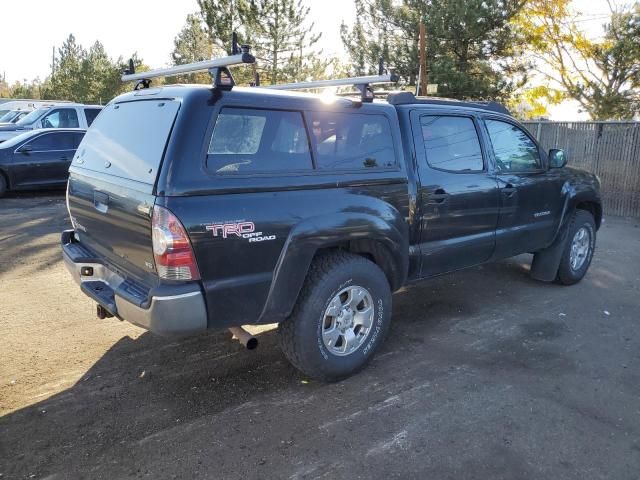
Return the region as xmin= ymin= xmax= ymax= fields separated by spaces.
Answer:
xmin=205 ymin=221 xmax=276 ymax=243
xmin=206 ymin=222 xmax=255 ymax=238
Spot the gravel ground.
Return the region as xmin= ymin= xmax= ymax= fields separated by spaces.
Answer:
xmin=1 ymin=191 xmax=639 ymax=480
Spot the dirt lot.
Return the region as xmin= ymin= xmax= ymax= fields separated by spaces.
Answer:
xmin=1 ymin=191 xmax=639 ymax=480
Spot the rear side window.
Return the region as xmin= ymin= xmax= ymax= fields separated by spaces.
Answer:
xmin=84 ymin=108 xmax=101 ymax=127
xmin=310 ymin=112 xmax=395 ymax=170
xmin=420 ymin=115 xmax=484 ymax=172
xmin=70 ymin=132 xmax=85 ymax=148
xmin=207 ymin=108 xmax=312 ymax=174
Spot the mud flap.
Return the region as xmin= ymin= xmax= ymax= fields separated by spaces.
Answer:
xmin=530 ymin=223 xmax=570 ymax=282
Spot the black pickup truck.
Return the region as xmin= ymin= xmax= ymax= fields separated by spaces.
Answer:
xmin=61 ymin=83 xmax=601 ymax=380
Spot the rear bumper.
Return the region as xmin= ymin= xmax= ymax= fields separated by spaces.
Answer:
xmin=61 ymin=230 xmax=207 ymax=335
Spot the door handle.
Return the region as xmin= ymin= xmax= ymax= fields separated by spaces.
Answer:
xmin=501 ymin=183 xmax=517 ymax=198
xmin=429 ymin=188 xmax=449 ymax=204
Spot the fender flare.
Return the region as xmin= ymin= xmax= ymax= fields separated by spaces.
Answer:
xmin=257 ymin=212 xmax=408 ymax=323
xmin=531 ymin=186 xmax=601 ymax=282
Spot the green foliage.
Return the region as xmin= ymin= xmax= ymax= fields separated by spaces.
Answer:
xmin=33 ymin=34 xmax=147 ymax=104
xmin=242 ymin=0 xmax=325 ymax=84
xmin=0 ymin=77 xmax=48 ymax=99
xmin=169 ymin=14 xmax=215 ymax=84
xmin=516 ymin=0 xmax=640 ymax=120
xmin=340 ymin=0 xmax=528 ymax=101
xmin=195 ymin=0 xmax=331 ymax=85
xmin=197 ymin=0 xmax=248 ymax=54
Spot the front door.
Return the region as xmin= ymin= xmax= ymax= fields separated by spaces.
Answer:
xmin=481 ymin=117 xmax=565 ymax=258
xmin=12 ymin=131 xmax=80 ymax=187
xmin=411 ymin=111 xmax=500 ymax=277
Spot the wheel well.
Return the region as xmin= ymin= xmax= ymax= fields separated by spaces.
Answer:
xmin=575 ymin=201 xmax=602 ymax=229
xmin=315 ymin=239 xmax=402 ymax=291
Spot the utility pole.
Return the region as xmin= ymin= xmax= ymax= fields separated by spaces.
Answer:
xmin=52 ymin=46 xmax=56 ymax=75
xmin=418 ymin=22 xmax=428 ymax=96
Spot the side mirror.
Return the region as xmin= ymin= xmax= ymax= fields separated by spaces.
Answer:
xmin=18 ymin=144 xmax=33 ymax=154
xmin=549 ymin=149 xmax=567 ymax=168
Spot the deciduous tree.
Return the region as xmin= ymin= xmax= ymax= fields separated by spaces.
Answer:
xmin=515 ymin=0 xmax=640 ymax=119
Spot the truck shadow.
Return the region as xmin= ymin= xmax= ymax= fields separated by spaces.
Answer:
xmin=0 ymin=255 xmax=561 ymax=478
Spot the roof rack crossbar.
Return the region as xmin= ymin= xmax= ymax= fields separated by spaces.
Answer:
xmin=262 ymin=72 xmax=399 ymax=103
xmin=121 ymin=50 xmax=255 ymax=83
xmin=262 ymin=74 xmax=398 ymax=92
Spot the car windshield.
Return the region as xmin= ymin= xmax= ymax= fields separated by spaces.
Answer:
xmin=0 ymin=109 xmax=10 ymax=119
xmin=0 ymin=130 xmax=38 ymax=149
xmin=0 ymin=111 xmax=20 ymax=122
xmin=15 ymin=107 xmax=49 ymax=126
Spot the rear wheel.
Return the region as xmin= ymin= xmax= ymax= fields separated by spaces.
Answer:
xmin=278 ymin=251 xmax=392 ymax=381
xmin=556 ymin=210 xmax=596 ymax=285
xmin=0 ymin=174 xmax=7 ymax=197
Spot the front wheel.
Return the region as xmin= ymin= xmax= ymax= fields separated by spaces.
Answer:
xmin=556 ymin=210 xmax=596 ymax=285
xmin=278 ymin=251 xmax=392 ymax=381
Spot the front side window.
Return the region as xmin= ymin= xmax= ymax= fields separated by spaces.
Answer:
xmin=41 ymin=108 xmax=79 ymax=129
xmin=22 ymin=132 xmax=72 ymax=151
xmin=420 ymin=115 xmax=484 ymax=172
xmin=485 ymin=119 xmax=541 ymax=171
xmin=310 ymin=112 xmax=396 ymax=170
xmin=207 ymin=108 xmax=312 ymax=174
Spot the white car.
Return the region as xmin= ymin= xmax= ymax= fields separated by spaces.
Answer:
xmin=0 ymin=103 xmax=102 ymax=142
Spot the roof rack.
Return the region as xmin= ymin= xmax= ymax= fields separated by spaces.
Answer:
xmin=122 ymin=33 xmax=255 ymax=90
xmin=263 ymin=74 xmax=400 ymax=103
xmin=261 ymin=58 xmax=399 ymax=103
xmin=387 ymin=91 xmax=510 ymax=115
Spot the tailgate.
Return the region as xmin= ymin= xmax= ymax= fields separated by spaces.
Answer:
xmin=66 ymin=98 xmax=181 ymax=285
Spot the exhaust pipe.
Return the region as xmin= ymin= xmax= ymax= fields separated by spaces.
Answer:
xmin=228 ymin=326 xmax=258 ymax=350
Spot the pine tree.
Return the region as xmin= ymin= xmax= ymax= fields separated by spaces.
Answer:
xmin=170 ymin=14 xmax=215 ymax=84
xmin=43 ymin=34 xmax=145 ymax=104
xmin=340 ymin=0 xmax=527 ymax=101
xmin=197 ymin=0 xmax=247 ymax=54
xmin=46 ymin=34 xmax=85 ymax=101
xmin=241 ymin=0 xmax=325 ymax=84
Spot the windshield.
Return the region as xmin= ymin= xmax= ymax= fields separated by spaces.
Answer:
xmin=15 ymin=107 xmax=50 ymax=126
xmin=0 ymin=109 xmax=10 ymax=119
xmin=0 ymin=130 xmax=38 ymax=149
xmin=0 ymin=111 xmax=20 ymax=122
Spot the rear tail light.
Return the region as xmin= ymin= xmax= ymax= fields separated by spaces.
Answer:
xmin=151 ymin=205 xmax=200 ymax=281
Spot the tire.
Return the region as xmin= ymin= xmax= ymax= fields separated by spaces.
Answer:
xmin=556 ymin=210 xmax=596 ymax=285
xmin=0 ymin=174 xmax=7 ymax=197
xmin=278 ymin=251 xmax=392 ymax=381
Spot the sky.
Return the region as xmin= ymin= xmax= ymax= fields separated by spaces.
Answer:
xmin=0 ymin=0 xmax=613 ymax=120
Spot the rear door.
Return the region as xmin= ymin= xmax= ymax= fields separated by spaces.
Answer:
xmin=480 ymin=117 xmax=564 ymax=257
xmin=67 ymin=99 xmax=181 ymax=285
xmin=411 ymin=110 xmax=500 ymax=277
